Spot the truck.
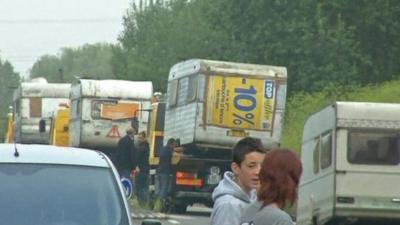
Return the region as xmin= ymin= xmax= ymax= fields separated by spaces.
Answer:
xmin=150 ymin=59 xmax=288 ymax=212
xmin=296 ymin=101 xmax=400 ymax=225
xmin=12 ymin=78 xmax=71 ymax=144
xmin=69 ymin=79 xmax=153 ymax=158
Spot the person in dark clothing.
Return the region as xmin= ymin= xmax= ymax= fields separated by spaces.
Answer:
xmin=115 ymin=127 xmax=138 ymax=179
xmin=135 ymin=131 xmax=150 ymax=205
xmin=157 ymin=138 xmax=177 ymax=207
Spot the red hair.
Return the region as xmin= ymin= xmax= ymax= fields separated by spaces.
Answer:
xmin=257 ymin=149 xmax=302 ymax=209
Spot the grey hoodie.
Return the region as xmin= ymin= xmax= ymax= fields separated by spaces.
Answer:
xmin=240 ymin=201 xmax=294 ymax=225
xmin=210 ymin=171 xmax=256 ymax=225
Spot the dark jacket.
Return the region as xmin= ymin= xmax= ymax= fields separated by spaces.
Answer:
xmin=158 ymin=145 xmax=173 ymax=174
xmin=137 ymin=141 xmax=150 ymax=174
xmin=116 ymin=135 xmax=137 ymax=171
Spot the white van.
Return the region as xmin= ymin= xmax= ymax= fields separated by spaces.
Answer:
xmin=296 ymin=102 xmax=400 ymax=225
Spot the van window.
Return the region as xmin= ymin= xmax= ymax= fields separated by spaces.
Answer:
xmin=313 ymin=138 xmax=320 ymax=174
xmin=168 ymin=80 xmax=178 ymax=108
xmin=348 ymin=130 xmax=400 ymax=165
xmin=321 ymin=132 xmax=332 ymax=169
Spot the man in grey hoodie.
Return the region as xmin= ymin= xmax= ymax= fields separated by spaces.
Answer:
xmin=210 ymin=137 xmax=266 ymax=225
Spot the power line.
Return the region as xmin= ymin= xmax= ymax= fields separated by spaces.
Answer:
xmin=0 ymin=18 xmax=122 ymax=24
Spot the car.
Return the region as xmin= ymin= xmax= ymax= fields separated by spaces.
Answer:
xmin=0 ymin=143 xmax=134 ymax=225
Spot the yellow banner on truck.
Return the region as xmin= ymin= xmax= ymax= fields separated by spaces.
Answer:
xmin=206 ymin=75 xmax=276 ymax=130
xmin=101 ymin=103 xmax=139 ymax=120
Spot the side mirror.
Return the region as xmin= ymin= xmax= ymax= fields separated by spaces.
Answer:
xmin=142 ymin=219 xmax=162 ymax=225
xmin=39 ymin=119 xmax=46 ymax=133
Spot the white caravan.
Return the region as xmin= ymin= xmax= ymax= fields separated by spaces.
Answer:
xmin=296 ymin=102 xmax=400 ymax=225
xmin=13 ymin=79 xmax=70 ymax=144
xmin=69 ymin=79 xmax=153 ymax=156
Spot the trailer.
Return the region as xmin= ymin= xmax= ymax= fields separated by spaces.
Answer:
xmin=13 ymin=79 xmax=71 ymax=144
xmin=296 ymin=101 xmax=400 ymax=225
xmin=69 ymin=79 xmax=153 ymax=157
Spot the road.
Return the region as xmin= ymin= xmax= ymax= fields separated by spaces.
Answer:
xmin=132 ymin=205 xmax=211 ymax=225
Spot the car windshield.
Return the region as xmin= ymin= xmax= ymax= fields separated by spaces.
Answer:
xmin=0 ymin=163 xmax=129 ymax=225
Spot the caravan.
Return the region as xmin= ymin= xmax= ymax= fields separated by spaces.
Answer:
xmin=13 ymin=79 xmax=70 ymax=144
xmin=296 ymin=102 xmax=400 ymax=225
xmin=69 ymin=79 xmax=153 ymax=157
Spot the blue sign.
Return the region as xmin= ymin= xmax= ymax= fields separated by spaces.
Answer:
xmin=264 ymin=80 xmax=274 ymax=99
xmin=121 ymin=177 xmax=133 ymax=199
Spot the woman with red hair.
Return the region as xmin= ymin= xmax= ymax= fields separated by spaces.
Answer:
xmin=240 ymin=149 xmax=302 ymax=225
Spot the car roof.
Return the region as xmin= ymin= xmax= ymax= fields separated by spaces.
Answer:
xmin=0 ymin=144 xmax=110 ymax=168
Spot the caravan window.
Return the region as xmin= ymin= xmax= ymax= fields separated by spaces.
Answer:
xmin=321 ymin=132 xmax=332 ymax=169
xmin=313 ymin=137 xmax=320 ymax=174
xmin=348 ymin=130 xmax=400 ymax=165
xmin=187 ymin=76 xmax=198 ymax=103
xmin=30 ymin=97 xmax=42 ymax=117
xmin=168 ymin=80 xmax=178 ymax=108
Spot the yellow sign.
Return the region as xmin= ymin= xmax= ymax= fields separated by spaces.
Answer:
xmin=101 ymin=103 xmax=138 ymax=120
xmin=206 ymin=76 xmax=275 ymax=130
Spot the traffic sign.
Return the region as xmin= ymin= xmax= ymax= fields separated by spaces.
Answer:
xmin=121 ymin=177 xmax=133 ymax=199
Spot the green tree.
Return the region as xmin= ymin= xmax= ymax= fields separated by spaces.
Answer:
xmin=115 ymin=0 xmax=400 ymax=94
xmin=30 ymin=43 xmax=116 ymax=82
xmin=0 ymin=58 xmax=20 ymax=140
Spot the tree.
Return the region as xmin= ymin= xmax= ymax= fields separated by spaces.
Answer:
xmin=30 ymin=43 xmax=116 ymax=82
xmin=0 ymin=58 xmax=20 ymax=139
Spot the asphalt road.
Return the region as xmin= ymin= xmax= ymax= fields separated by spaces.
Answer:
xmin=132 ymin=205 xmax=211 ymax=225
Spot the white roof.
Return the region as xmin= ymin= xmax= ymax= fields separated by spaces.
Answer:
xmin=169 ymin=59 xmax=287 ymax=80
xmin=16 ymin=83 xmax=71 ymax=98
xmin=76 ymin=79 xmax=153 ymax=99
xmin=0 ymin=144 xmax=110 ymax=167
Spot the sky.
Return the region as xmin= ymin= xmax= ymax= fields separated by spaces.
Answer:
xmin=0 ymin=0 xmax=135 ymax=78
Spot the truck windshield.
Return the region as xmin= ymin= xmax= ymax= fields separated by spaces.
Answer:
xmin=0 ymin=164 xmax=129 ymax=225
xmin=348 ymin=130 xmax=400 ymax=165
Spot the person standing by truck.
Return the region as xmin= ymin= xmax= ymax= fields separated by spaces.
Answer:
xmin=115 ymin=127 xmax=138 ymax=179
xmin=135 ymin=131 xmax=150 ymax=206
xmin=210 ymin=137 xmax=266 ymax=225
xmin=157 ymin=138 xmax=177 ymax=211
xmin=240 ymin=149 xmax=302 ymax=225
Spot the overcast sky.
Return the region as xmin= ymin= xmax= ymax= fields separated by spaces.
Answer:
xmin=0 ymin=0 xmax=134 ymax=78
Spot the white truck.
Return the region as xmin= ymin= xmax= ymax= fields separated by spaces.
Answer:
xmin=13 ymin=78 xmax=71 ymax=144
xmin=296 ymin=101 xmax=400 ymax=225
xmin=69 ymin=79 xmax=153 ymax=157
xmin=161 ymin=59 xmax=287 ymax=212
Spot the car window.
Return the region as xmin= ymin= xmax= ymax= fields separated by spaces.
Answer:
xmin=0 ymin=163 xmax=129 ymax=225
